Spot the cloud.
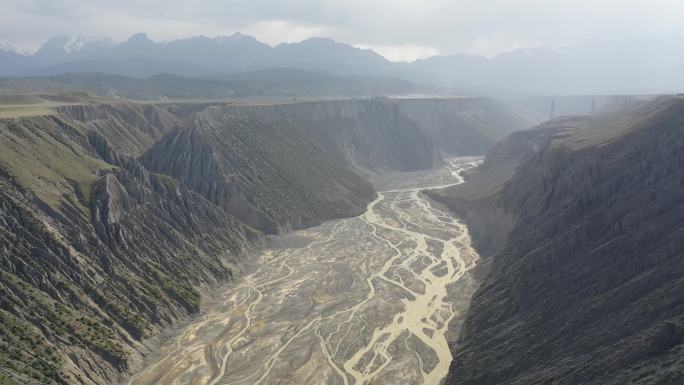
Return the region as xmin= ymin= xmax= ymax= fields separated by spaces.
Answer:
xmin=2 ymin=0 xmax=684 ymax=60
xmin=354 ymin=44 xmax=443 ymax=62
xmin=241 ymin=20 xmax=333 ymax=46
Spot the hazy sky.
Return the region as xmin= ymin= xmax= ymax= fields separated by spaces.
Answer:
xmin=3 ymin=0 xmax=684 ymax=61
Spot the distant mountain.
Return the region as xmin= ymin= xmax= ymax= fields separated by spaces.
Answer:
xmin=107 ymin=33 xmax=273 ymax=69
xmin=35 ymin=35 xmax=116 ymax=57
xmin=0 ymin=70 xmax=436 ymax=99
xmin=406 ymin=33 xmax=684 ymax=95
xmin=0 ymin=33 xmax=394 ymax=78
xmin=0 ymin=50 xmax=25 ymax=72
xmin=0 ymin=39 xmax=28 ymax=73
xmin=0 ymin=39 xmax=30 ymax=55
xmin=271 ymin=37 xmax=390 ymax=74
xmin=4 ymin=32 xmax=684 ymax=95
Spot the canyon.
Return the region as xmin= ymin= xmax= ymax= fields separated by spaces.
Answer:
xmin=0 ymin=95 xmax=525 ymax=385
xmin=4 ymin=88 xmax=683 ymax=385
xmin=4 ymin=9 xmax=684 ymax=385
xmin=126 ymin=157 xmax=481 ymax=385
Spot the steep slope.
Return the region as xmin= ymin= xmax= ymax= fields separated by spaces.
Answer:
xmin=428 ymin=116 xmax=575 ymax=256
xmin=55 ymin=102 xmax=180 ymax=156
xmin=0 ymin=93 xmax=179 ymax=152
xmin=216 ymin=98 xmax=441 ymax=172
xmin=0 ymin=115 xmax=250 ymax=385
xmin=140 ymin=105 xmax=376 ymax=233
xmin=434 ymin=97 xmax=684 ymax=385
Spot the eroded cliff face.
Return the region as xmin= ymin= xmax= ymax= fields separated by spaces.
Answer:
xmin=428 ymin=118 xmax=564 ymax=257
xmin=195 ymin=97 xmax=531 ymax=173
xmin=0 ymin=115 xmax=250 ymax=385
xmin=55 ymin=103 xmax=180 ymax=156
xmin=140 ymin=106 xmax=376 ymax=233
xmin=439 ymin=97 xmax=684 ymax=385
xmin=215 ymin=98 xmax=441 ymax=171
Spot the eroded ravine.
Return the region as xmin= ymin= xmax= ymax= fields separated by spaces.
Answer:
xmin=127 ymin=157 xmax=482 ymax=385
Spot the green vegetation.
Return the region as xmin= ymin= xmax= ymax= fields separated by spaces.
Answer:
xmin=0 ymin=310 xmax=65 ymax=384
xmin=152 ymin=267 xmax=201 ymax=311
xmin=0 ymin=373 xmax=23 ymax=385
xmin=0 ymin=269 xmax=129 ymax=380
xmin=101 ymin=299 xmax=148 ymax=341
xmin=0 ymin=116 xmax=110 ymax=210
xmin=155 ymin=172 xmax=178 ymax=190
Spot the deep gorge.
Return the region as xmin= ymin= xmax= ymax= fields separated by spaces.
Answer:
xmin=0 ymin=96 xmax=526 ymax=385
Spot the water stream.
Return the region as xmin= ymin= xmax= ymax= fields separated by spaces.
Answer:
xmin=127 ymin=157 xmax=482 ymax=385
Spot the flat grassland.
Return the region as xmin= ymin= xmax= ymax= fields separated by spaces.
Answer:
xmin=0 ymin=104 xmax=55 ymax=118
xmin=0 ymin=92 xmax=117 ymax=117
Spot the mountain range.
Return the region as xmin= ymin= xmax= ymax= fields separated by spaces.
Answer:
xmin=0 ymin=33 xmax=390 ymax=78
xmin=4 ymin=32 xmax=684 ymax=95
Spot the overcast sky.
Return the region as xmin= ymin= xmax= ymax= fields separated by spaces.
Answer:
xmin=3 ymin=0 xmax=684 ymax=61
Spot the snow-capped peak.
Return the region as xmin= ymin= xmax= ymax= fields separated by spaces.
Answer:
xmin=213 ymin=33 xmax=254 ymax=43
xmin=0 ymin=38 xmax=31 ymax=55
xmin=39 ymin=35 xmax=116 ymax=55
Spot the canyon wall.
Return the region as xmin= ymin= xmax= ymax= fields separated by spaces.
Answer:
xmin=434 ymin=97 xmax=684 ymax=385
xmin=140 ymin=105 xmax=376 ymax=233
xmin=0 ymin=115 xmax=250 ymax=385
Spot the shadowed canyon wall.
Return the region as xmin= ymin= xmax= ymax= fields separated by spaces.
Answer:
xmin=433 ymin=97 xmax=684 ymax=385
